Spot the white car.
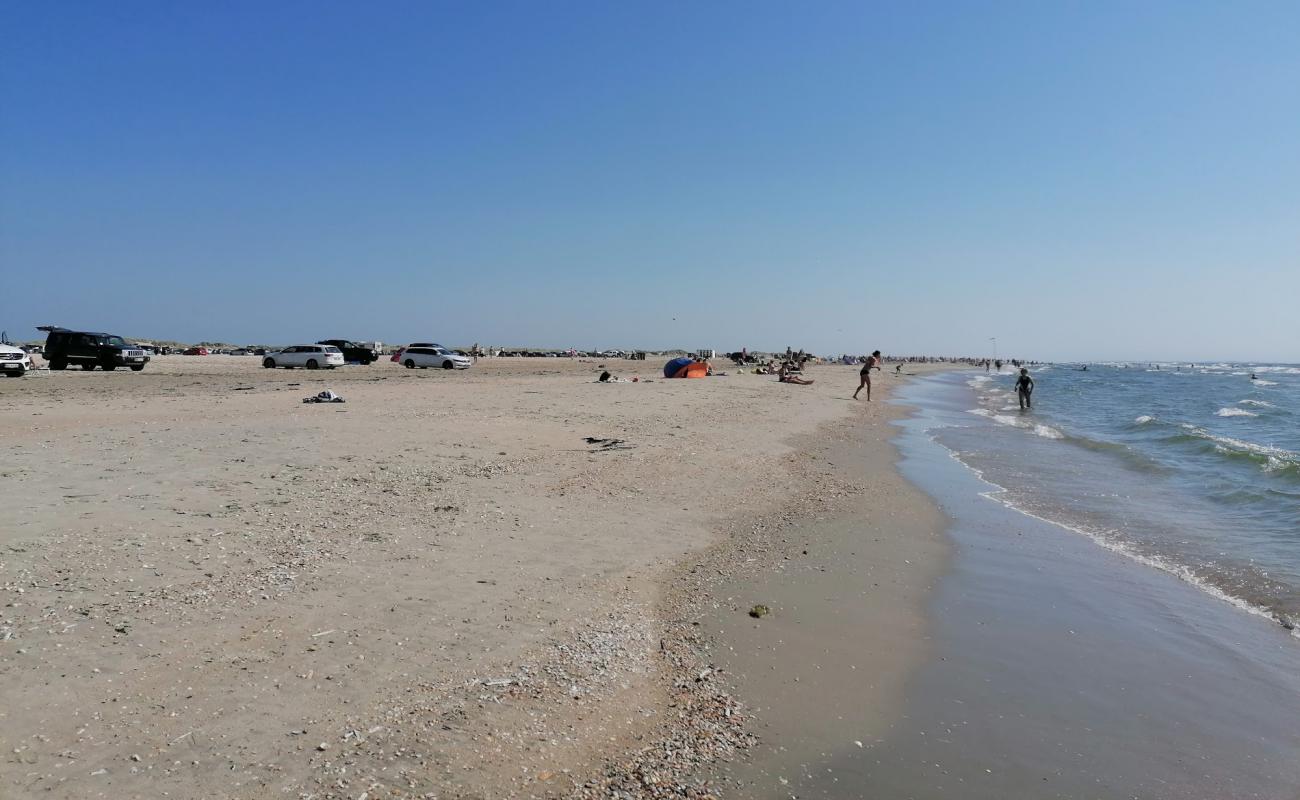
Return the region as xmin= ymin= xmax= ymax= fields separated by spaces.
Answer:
xmin=0 ymin=344 xmax=33 ymax=377
xmin=398 ymin=344 xmax=472 ymax=370
xmin=262 ymin=344 xmax=345 ymax=370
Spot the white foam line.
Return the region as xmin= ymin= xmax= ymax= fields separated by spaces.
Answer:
xmin=966 ymin=408 xmax=1065 ymax=439
xmin=1180 ymin=424 xmax=1299 ymax=463
xmin=1216 ymin=407 xmax=1259 ymax=418
xmin=922 ymin=427 xmax=1297 ymax=637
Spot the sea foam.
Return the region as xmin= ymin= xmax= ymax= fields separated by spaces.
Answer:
xmin=1180 ymin=424 xmax=1299 ymax=467
xmin=966 ymin=408 xmax=1064 ymax=439
xmin=1216 ymin=407 xmax=1258 ymax=418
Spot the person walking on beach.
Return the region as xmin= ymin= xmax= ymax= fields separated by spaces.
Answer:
xmin=1015 ymin=368 xmax=1035 ymax=410
xmin=854 ymin=350 xmax=882 ymax=400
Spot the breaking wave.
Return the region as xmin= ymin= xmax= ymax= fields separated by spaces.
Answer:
xmin=1216 ymin=407 xmax=1258 ymax=418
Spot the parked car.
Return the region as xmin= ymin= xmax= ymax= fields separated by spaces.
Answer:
xmin=0 ymin=343 xmax=33 ymax=377
xmin=36 ymin=326 xmax=151 ymax=371
xmin=317 ymin=339 xmax=379 ymax=365
xmin=182 ymin=347 xmax=209 ymax=356
xmin=262 ymin=344 xmax=345 ymax=370
xmin=398 ymin=344 xmax=473 ymax=370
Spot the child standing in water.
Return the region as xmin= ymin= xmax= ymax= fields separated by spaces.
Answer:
xmin=1015 ymin=368 xmax=1035 ymax=410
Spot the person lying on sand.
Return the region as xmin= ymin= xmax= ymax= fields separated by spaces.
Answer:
xmin=779 ymin=364 xmax=814 ymax=385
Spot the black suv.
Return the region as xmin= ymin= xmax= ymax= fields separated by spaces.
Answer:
xmin=38 ymin=326 xmax=151 ymax=371
xmin=317 ymin=339 xmax=378 ymax=364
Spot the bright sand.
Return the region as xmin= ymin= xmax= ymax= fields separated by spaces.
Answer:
xmin=0 ymin=355 xmax=950 ymax=798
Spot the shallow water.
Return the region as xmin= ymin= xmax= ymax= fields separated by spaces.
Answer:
xmin=956 ymin=363 xmax=1300 ymax=630
xmin=779 ymin=372 xmax=1300 ymax=799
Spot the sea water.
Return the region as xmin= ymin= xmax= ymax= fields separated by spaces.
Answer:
xmin=819 ymin=367 xmax=1300 ymax=799
xmin=699 ymin=366 xmax=1300 ymax=799
xmin=951 ymin=362 xmax=1300 ymax=631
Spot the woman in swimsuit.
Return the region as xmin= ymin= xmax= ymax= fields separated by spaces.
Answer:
xmin=779 ymin=363 xmax=814 ymax=385
xmin=854 ymin=350 xmax=882 ymax=400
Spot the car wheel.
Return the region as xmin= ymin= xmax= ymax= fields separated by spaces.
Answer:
xmin=442 ymin=360 xmax=454 ymax=370
xmin=49 ymin=360 xmax=67 ymax=370
xmin=263 ymin=358 xmax=276 ymax=369
xmin=306 ymin=359 xmax=319 ymax=370
xmin=130 ymin=365 xmax=145 ymax=372
xmin=404 ymin=359 xmax=415 ymax=369
xmin=81 ymin=363 xmax=96 ymax=371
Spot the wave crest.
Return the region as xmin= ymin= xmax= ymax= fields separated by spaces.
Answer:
xmin=1216 ymin=407 xmax=1258 ymax=418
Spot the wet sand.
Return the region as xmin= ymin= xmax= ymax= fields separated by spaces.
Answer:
xmin=696 ymin=408 xmax=950 ymax=797
xmin=700 ymin=370 xmax=1300 ymax=799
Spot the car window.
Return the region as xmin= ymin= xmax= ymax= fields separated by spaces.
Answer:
xmin=286 ymin=346 xmax=301 ymax=353
xmin=323 ymin=346 xmax=341 ymax=353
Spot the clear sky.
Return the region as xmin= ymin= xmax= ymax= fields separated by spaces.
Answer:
xmin=3 ymin=1 xmax=1298 ymax=361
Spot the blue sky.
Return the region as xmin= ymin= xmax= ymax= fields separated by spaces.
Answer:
xmin=3 ymin=1 xmax=1298 ymax=361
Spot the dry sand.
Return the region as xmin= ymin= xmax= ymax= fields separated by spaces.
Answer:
xmin=0 ymin=355 xmax=955 ymax=799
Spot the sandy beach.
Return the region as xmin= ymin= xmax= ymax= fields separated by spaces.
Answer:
xmin=0 ymin=355 xmax=952 ymax=799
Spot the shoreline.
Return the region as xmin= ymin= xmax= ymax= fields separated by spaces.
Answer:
xmin=0 ymin=355 xmax=955 ymax=799
xmin=568 ymin=369 xmax=955 ymax=797
xmin=841 ymin=371 xmax=1300 ymax=799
